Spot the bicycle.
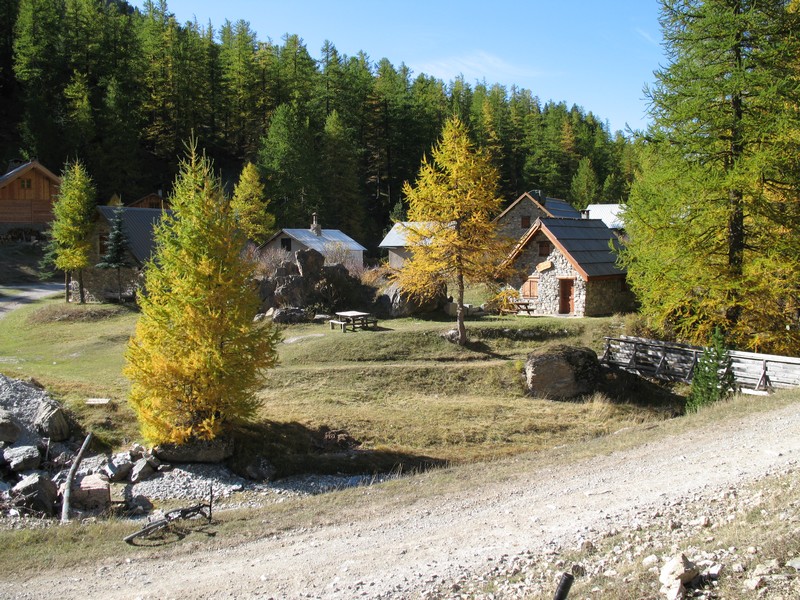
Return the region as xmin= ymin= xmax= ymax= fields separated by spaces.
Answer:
xmin=124 ymin=486 xmax=213 ymax=545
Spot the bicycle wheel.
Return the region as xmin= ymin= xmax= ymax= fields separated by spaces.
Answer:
xmin=123 ymin=518 xmax=169 ymax=544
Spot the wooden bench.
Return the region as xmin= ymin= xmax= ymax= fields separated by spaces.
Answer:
xmin=329 ymin=317 xmax=379 ymax=332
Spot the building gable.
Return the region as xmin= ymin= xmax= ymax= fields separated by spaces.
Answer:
xmin=0 ymin=160 xmax=61 ymax=230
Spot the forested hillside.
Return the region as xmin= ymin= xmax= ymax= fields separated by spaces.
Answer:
xmin=0 ymin=0 xmax=637 ymax=249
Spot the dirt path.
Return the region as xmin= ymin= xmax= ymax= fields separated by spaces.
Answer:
xmin=3 ymin=402 xmax=798 ymax=599
xmin=0 ymin=283 xmax=63 ymax=320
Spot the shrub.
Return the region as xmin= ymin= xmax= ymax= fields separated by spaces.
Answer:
xmin=686 ymin=327 xmax=735 ymax=413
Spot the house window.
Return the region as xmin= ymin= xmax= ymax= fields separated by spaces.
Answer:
xmin=538 ymin=241 xmax=551 ymax=256
xmin=280 ymin=238 xmax=292 ymax=251
xmin=20 ymin=178 xmax=31 ymax=189
xmin=521 ymin=215 xmax=531 ymax=229
xmin=522 ymin=276 xmax=539 ymax=298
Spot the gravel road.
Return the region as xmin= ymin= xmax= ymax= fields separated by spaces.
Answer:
xmin=0 ymin=283 xmax=63 ymax=320
xmin=2 ymin=401 xmax=798 ymax=599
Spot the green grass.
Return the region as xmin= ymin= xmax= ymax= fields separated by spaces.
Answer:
xmin=0 ymin=297 xmax=666 ymax=466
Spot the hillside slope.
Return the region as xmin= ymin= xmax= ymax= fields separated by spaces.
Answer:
xmin=3 ymin=401 xmax=798 ymax=599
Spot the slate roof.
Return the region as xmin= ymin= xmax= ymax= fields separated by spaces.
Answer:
xmin=508 ymin=217 xmax=625 ymax=280
xmin=584 ymin=203 xmax=625 ymax=230
xmin=264 ymin=228 xmax=366 ymax=253
xmin=494 ymin=189 xmax=581 ymax=222
xmin=97 ymin=206 xmax=166 ymax=264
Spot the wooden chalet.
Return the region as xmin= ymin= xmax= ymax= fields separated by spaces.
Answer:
xmin=0 ymin=160 xmax=61 ymax=233
xmin=127 ymin=192 xmax=168 ymax=210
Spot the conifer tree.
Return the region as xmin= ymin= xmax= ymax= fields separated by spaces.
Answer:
xmin=686 ymin=328 xmax=735 ymax=413
xmin=95 ymin=207 xmax=131 ymax=302
xmin=230 ymin=161 xmax=275 ymax=243
xmin=620 ymin=0 xmax=800 ymax=352
xmin=48 ymin=160 xmax=96 ymax=303
xmin=396 ymin=116 xmax=511 ymax=346
xmin=570 ymin=156 xmax=599 ymax=209
xmin=125 ymin=144 xmax=280 ymax=445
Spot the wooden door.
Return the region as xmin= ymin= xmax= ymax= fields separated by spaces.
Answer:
xmin=559 ymin=279 xmax=574 ymax=314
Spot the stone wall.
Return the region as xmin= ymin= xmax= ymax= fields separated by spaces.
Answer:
xmin=584 ymin=277 xmax=637 ymax=317
xmin=495 ymin=198 xmax=547 ymax=242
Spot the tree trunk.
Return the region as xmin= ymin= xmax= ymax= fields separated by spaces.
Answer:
xmin=78 ymin=269 xmax=85 ymax=304
xmin=456 ymin=270 xmax=467 ymax=346
xmin=64 ymin=271 xmax=70 ymax=303
xmin=116 ymin=267 xmax=122 ymax=303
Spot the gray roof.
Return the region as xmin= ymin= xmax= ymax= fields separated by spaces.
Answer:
xmin=584 ymin=203 xmax=624 ymax=230
xmin=268 ymin=228 xmax=366 ymax=253
xmin=97 ymin=206 xmax=166 ymax=264
xmin=543 ymin=197 xmax=581 ymax=219
xmin=540 ymin=218 xmax=625 ymax=278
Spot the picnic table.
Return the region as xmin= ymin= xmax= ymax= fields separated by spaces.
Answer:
xmin=329 ymin=310 xmax=379 ymax=332
xmin=512 ymin=300 xmax=536 ymax=315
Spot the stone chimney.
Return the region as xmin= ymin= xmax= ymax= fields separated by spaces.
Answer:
xmin=310 ymin=212 xmax=322 ymax=236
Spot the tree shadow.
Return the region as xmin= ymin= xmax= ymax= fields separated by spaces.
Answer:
xmin=228 ymin=421 xmax=446 ymax=479
xmin=598 ymin=365 xmax=686 ymax=414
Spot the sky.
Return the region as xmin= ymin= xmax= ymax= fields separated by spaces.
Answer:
xmin=131 ymin=1 xmax=666 ymax=134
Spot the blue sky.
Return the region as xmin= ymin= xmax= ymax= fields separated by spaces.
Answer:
xmin=133 ymin=1 xmax=665 ymax=134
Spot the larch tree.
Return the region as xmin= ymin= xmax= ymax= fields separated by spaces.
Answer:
xmin=396 ymin=116 xmax=511 ymax=346
xmin=619 ymin=0 xmax=800 ymax=354
xmin=124 ymin=144 xmax=280 ymax=445
xmin=48 ymin=160 xmax=96 ymax=303
xmin=230 ymin=161 xmax=275 ymax=243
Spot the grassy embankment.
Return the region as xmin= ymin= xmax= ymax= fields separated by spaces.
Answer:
xmin=1 ymin=294 xmax=799 ymax=583
xmin=0 ymin=295 xmax=680 ymax=468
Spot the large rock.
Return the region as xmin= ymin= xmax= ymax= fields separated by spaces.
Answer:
xmin=34 ymin=399 xmax=70 ymax=442
xmin=3 ymin=444 xmax=41 ymax=471
xmin=153 ymin=437 xmax=234 ymax=464
xmin=129 ymin=457 xmax=159 ymax=483
xmin=295 ymin=248 xmax=325 ymax=278
xmin=66 ymin=473 xmax=111 ymax=511
xmin=273 ymin=275 xmax=307 ymax=307
xmin=375 ymin=281 xmax=446 ymax=317
xmin=0 ymin=407 xmax=21 ymax=443
xmin=659 ymin=554 xmax=699 ymax=600
xmin=12 ymin=473 xmax=58 ymax=516
xmin=525 ymin=345 xmax=601 ymax=399
xmin=102 ymin=452 xmax=134 ymax=482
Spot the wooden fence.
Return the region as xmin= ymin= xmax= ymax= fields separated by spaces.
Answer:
xmin=601 ymin=335 xmax=800 ymax=394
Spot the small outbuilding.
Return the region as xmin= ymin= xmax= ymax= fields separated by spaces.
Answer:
xmin=0 ymin=160 xmax=61 ymax=234
xmin=260 ymin=214 xmax=366 ymax=270
xmin=504 ymin=217 xmax=636 ymax=317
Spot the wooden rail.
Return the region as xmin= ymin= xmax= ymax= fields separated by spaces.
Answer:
xmin=601 ymin=336 xmax=800 ymax=394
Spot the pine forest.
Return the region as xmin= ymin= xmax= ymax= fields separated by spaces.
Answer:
xmin=0 ymin=0 xmax=637 ymax=251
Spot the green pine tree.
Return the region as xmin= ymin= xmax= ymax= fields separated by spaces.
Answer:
xmin=230 ymin=161 xmax=275 ymax=243
xmin=95 ymin=207 xmax=131 ymax=303
xmin=124 ymin=143 xmax=280 ymax=445
xmin=686 ymin=328 xmax=736 ymax=413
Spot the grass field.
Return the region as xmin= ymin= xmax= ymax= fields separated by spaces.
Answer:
xmin=0 ymin=296 xmax=681 ymax=471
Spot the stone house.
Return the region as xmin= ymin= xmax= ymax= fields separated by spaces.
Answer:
xmin=494 ymin=189 xmax=581 ymax=243
xmin=0 ymin=160 xmax=61 ymax=235
xmin=504 ymin=217 xmax=636 ymax=317
xmin=74 ymin=206 xmax=165 ymax=302
xmin=260 ymin=214 xmax=366 ymax=270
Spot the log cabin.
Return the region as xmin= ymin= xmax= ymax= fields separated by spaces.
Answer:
xmin=0 ymin=160 xmax=61 ymax=234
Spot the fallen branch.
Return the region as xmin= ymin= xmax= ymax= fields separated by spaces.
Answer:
xmin=60 ymin=431 xmax=93 ymax=524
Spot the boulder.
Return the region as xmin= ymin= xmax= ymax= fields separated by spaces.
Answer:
xmin=102 ymin=453 xmax=134 ymax=482
xmin=273 ymin=275 xmax=307 ymax=307
xmin=129 ymin=457 xmax=157 ymax=483
xmin=376 ymin=281 xmax=446 ymax=317
xmin=153 ymin=437 xmax=234 ymax=463
xmin=34 ymin=399 xmax=71 ymax=442
xmin=12 ymin=473 xmax=58 ymax=515
xmin=272 ymin=307 xmax=308 ymax=324
xmin=525 ymin=345 xmax=601 ymax=399
xmin=659 ymin=554 xmax=699 ymax=600
xmin=73 ymin=473 xmax=111 ymax=510
xmin=0 ymin=408 xmax=21 ymax=443
xmin=3 ymin=444 xmax=41 ymax=471
xmin=295 ymin=248 xmax=325 ymax=278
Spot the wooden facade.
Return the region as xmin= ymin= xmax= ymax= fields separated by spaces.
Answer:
xmin=0 ymin=161 xmax=61 ymax=232
xmin=127 ymin=192 xmax=168 ymax=210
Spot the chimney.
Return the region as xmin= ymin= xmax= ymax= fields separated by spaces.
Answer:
xmin=310 ymin=212 xmax=322 ymax=236
xmin=580 ymin=209 xmax=590 ymax=219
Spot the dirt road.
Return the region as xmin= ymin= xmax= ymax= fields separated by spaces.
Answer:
xmin=0 ymin=283 xmax=63 ymax=320
xmin=3 ymin=401 xmax=798 ymax=599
